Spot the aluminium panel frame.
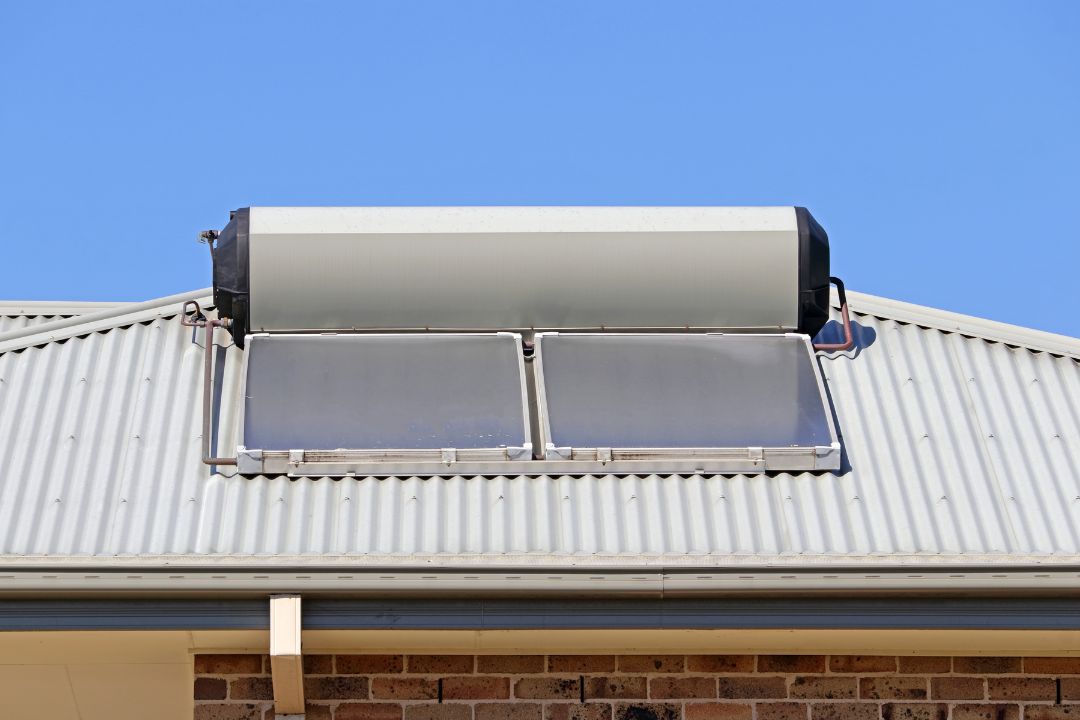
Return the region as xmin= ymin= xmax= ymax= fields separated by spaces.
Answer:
xmin=235 ymin=332 xmax=533 ymax=474
xmin=532 ymin=332 xmax=841 ymax=472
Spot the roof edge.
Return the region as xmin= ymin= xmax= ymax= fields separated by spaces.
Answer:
xmin=0 ymin=288 xmax=211 ymax=354
xmin=2 ymin=567 xmax=1080 ymax=594
xmin=0 ymin=300 xmax=130 ymax=316
xmin=839 ymin=289 xmax=1080 ymax=360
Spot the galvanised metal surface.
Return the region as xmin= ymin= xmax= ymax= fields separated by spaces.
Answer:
xmin=0 ymin=302 xmax=127 ymax=335
xmin=0 ymin=291 xmax=1079 ymax=566
xmin=0 ymin=314 xmax=61 ymax=334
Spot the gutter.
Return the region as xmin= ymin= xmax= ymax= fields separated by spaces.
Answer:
xmin=2 ymin=567 xmax=1080 ymax=595
xmin=2 ymin=596 xmax=1080 ymax=632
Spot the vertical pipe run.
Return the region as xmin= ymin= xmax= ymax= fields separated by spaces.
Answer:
xmin=181 ymin=301 xmax=237 ymax=466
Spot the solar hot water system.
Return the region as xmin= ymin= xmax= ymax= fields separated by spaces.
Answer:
xmin=183 ymin=206 xmax=853 ymax=477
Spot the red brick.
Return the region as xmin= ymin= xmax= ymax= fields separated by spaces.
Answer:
xmin=443 ymin=675 xmax=511 ymax=699
xmin=1025 ymin=709 xmax=1080 ymax=720
xmin=336 ymin=704 xmax=405 ymax=720
xmin=649 ymin=676 xmax=716 ymax=699
xmin=549 ymin=655 xmax=617 ymax=673
xmin=898 ymin=657 xmax=951 ymax=674
xmin=617 ymin=655 xmax=685 ymax=673
xmin=930 ymin=676 xmax=985 ymax=700
xmin=478 ymin=655 xmax=546 ymax=673
xmin=545 ymin=705 xmax=613 ymax=720
xmin=371 ymin=677 xmax=439 ymax=700
xmin=295 ymin=654 xmax=331 ymax=674
xmin=1025 ymin=657 xmax=1080 ymax=674
xmin=953 ymin=657 xmax=1022 ymax=674
xmin=685 ymin=703 xmax=754 ymax=720
xmin=950 ymin=705 xmax=1020 ymax=720
xmin=687 ymin=655 xmax=756 ymax=673
xmin=193 ymin=705 xmax=264 ymax=720
xmin=338 ymin=655 xmax=405 ymax=674
xmin=404 ymin=705 xmax=471 ymax=720
xmin=790 ymin=676 xmax=857 ymax=700
xmin=860 ymin=677 xmax=927 ymax=700
xmin=302 ymin=705 xmax=333 ymax=720
xmin=810 ymin=704 xmax=879 ymax=720
xmin=613 ymin=702 xmax=681 ymax=720
xmin=759 ymin=656 xmax=826 ymax=673
xmin=830 ymin=656 xmax=897 ymax=673
xmin=987 ymin=677 xmax=1057 ymax=701
xmin=584 ymin=676 xmax=648 ymax=700
xmin=475 ymin=703 xmax=542 ymax=720
xmin=407 ymin=655 xmax=474 ymax=674
xmin=195 ymin=654 xmax=264 ymax=675
xmin=304 ymin=675 xmax=370 ymax=700
xmin=513 ymin=676 xmax=580 ymax=699
xmin=194 ymin=677 xmax=227 ymax=700
xmin=756 ymin=704 xmax=808 ymax=720
xmin=1062 ymin=677 xmax=1080 ymax=701
xmin=717 ymin=676 xmax=788 ymax=699
xmin=881 ymin=704 xmax=947 ymax=720
xmin=230 ymin=677 xmax=274 ymax=700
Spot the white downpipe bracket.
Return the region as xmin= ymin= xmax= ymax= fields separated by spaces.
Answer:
xmin=270 ymin=594 xmax=305 ymax=716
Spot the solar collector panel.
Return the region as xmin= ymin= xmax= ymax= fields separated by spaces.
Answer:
xmin=534 ymin=333 xmax=837 ymax=461
xmin=241 ymin=333 xmax=531 ymax=455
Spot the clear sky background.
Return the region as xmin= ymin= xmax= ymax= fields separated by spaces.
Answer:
xmin=2 ymin=2 xmax=1078 ymax=336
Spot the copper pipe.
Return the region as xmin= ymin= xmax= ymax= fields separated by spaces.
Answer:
xmin=182 ymin=301 xmax=237 ymax=466
xmin=813 ymin=276 xmax=855 ymax=353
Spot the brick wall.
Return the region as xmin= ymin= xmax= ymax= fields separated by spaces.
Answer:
xmin=193 ymin=654 xmax=1080 ymax=720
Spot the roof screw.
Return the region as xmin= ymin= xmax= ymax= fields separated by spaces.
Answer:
xmin=54 ymin=498 xmax=61 ymax=503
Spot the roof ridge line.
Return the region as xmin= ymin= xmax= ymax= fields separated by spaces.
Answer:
xmin=0 ymin=300 xmax=130 ymax=316
xmin=0 ymin=285 xmax=1076 ymax=359
xmin=839 ymin=288 xmax=1080 ymax=360
xmin=0 ymin=288 xmax=211 ymax=354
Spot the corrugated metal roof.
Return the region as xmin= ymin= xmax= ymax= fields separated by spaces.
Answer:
xmin=0 ymin=290 xmax=1078 ymax=569
xmin=0 ymin=301 xmax=128 ymax=335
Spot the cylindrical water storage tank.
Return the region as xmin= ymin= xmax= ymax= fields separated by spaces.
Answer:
xmin=212 ymin=206 xmax=830 ymax=347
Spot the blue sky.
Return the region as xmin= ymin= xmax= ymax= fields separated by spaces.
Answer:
xmin=2 ymin=2 xmax=1078 ymax=336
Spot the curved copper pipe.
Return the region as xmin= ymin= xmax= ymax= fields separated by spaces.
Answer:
xmin=813 ymin=276 xmax=854 ymax=353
